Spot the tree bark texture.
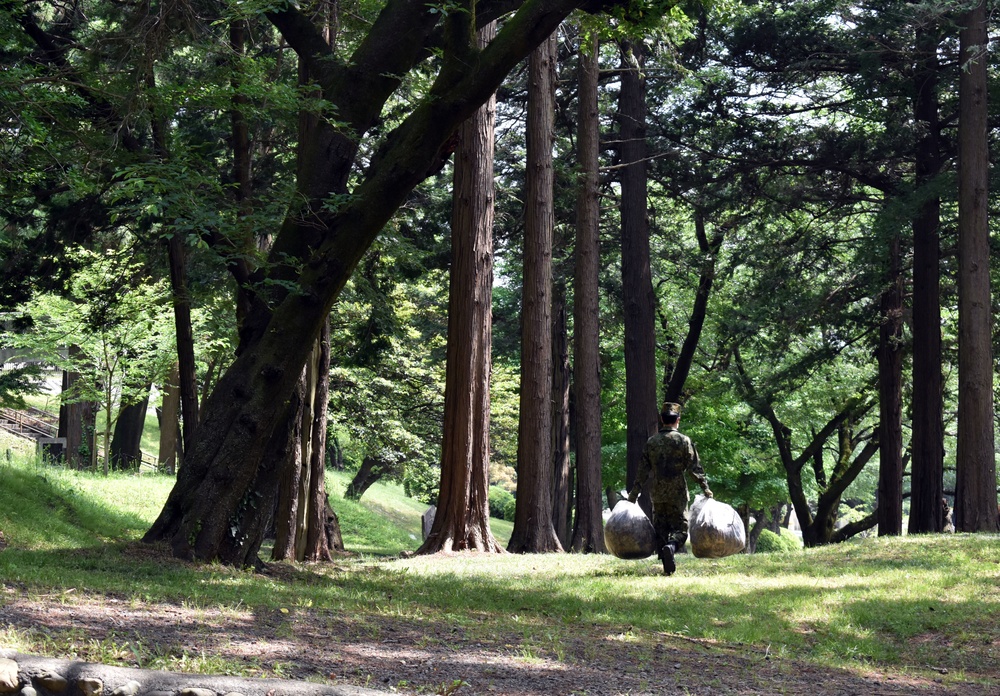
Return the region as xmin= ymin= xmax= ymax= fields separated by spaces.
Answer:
xmin=143 ymin=0 xmax=610 ymax=565
xmin=419 ymin=21 xmax=502 ymax=555
xmin=570 ymin=33 xmax=606 ymax=553
xmin=271 ymin=329 xmax=330 ymax=562
xmin=508 ymin=32 xmax=562 ymax=554
xmin=110 ymin=385 xmax=150 ymax=471
xmin=344 ymin=457 xmax=384 ymax=501
xmin=955 ymin=2 xmax=999 ymax=533
xmin=908 ymin=21 xmax=945 ymax=534
xmin=271 ymin=375 xmax=305 ymax=561
xmin=167 ymin=231 xmax=200 ymax=454
xmin=58 ymin=347 xmax=96 ymax=471
xmin=618 ymin=40 xmax=658 ymax=501
xmin=157 ymin=364 xmax=181 ymax=475
xmin=551 ymin=281 xmax=572 ymax=547
xmin=303 ymin=319 xmax=334 ymax=561
xmin=877 ymin=230 xmax=904 ymax=536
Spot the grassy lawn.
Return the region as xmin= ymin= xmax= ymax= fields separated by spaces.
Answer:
xmin=0 ymin=448 xmax=996 ymax=693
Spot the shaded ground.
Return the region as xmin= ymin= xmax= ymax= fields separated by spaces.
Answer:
xmin=1 ymin=580 xmax=991 ymax=696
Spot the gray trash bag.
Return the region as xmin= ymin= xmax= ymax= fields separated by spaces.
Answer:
xmin=689 ymin=495 xmax=746 ymax=558
xmin=604 ymin=500 xmax=656 ymax=559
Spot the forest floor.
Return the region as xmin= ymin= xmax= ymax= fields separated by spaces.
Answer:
xmin=3 ymin=575 xmax=990 ymax=696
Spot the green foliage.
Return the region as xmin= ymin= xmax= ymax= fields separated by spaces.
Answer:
xmin=488 ymin=485 xmax=515 ymax=522
xmin=754 ymin=528 xmax=802 ymax=554
xmin=0 ymin=363 xmax=43 ymax=409
xmin=6 ymin=249 xmax=177 ymax=471
xmin=683 ymin=390 xmax=787 ymax=511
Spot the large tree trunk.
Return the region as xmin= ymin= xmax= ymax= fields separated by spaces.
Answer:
xmin=508 ymin=32 xmax=562 ymax=554
xmin=418 ymin=21 xmax=501 ymax=555
xmin=58 ymin=346 xmax=97 ymax=471
xmin=157 ymin=364 xmax=181 ymax=474
xmin=618 ymin=40 xmax=658 ymax=505
xmin=954 ymin=2 xmax=999 ymax=533
xmin=143 ymin=0 xmax=608 ymax=566
xmin=272 ymin=325 xmax=335 ymax=562
xmin=302 ymin=319 xmax=334 ymax=561
xmin=272 ymin=19 xmax=342 ymax=561
xmin=908 ymin=20 xmax=945 ymax=535
xmin=344 ymin=457 xmax=385 ymax=501
xmin=110 ymin=385 xmax=151 ymax=472
xmin=271 ymin=371 xmax=307 ymax=560
xmin=877 ymin=229 xmax=904 ymax=536
xmin=551 ymin=281 xmax=572 ymax=547
xmin=570 ymin=33 xmax=606 ymax=554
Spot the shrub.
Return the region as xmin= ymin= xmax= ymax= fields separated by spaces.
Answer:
xmin=755 ymin=528 xmax=802 ymax=554
xmin=489 ymin=486 xmax=515 ymax=521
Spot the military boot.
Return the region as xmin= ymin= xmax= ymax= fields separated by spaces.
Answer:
xmin=658 ymin=542 xmax=677 ymax=576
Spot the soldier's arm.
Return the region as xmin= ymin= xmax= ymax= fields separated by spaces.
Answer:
xmin=687 ymin=442 xmax=713 ymax=497
xmin=629 ymin=449 xmax=651 ymax=502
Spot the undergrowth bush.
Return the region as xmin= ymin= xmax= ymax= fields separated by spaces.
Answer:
xmin=755 ymin=528 xmax=802 ymax=553
xmin=489 ymin=485 xmax=515 ymax=521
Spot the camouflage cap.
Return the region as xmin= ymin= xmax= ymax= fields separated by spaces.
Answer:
xmin=661 ymin=402 xmax=682 ymax=418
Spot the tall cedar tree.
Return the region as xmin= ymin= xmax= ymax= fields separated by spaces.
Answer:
xmin=618 ymin=40 xmax=658 ymax=504
xmin=954 ymin=1 xmax=999 ymax=532
xmin=908 ymin=19 xmax=946 ymax=534
xmin=570 ymin=31 xmax=606 ymax=553
xmin=508 ymin=31 xmax=563 ymax=553
xmin=877 ymin=227 xmax=904 ymax=536
xmin=418 ymin=21 xmax=503 ymax=555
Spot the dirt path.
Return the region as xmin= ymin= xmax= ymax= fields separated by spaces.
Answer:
xmin=1 ymin=585 xmax=989 ymax=696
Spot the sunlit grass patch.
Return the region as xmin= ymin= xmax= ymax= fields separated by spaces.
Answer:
xmin=1 ymin=454 xmax=998 ymax=691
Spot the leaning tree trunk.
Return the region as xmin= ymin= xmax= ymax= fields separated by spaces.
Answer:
xmin=908 ymin=19 xmax=945 ymax=534
xmin=143 ymin=0 xmax=609 ymax=566
xmin=618 ymin=39 xmax=658 ymax=506
xmin=954 ymin=1 xmax=999 ymax=533
xmin=663 ymin=213 xmax=723 ymax=404
xmin=418 ymin=21 xmax=502 ymax=555
xmin=344 ymin=457 xmax=385 ymax=501
xmin=570 ymin=32 xmax=606 ymax=554
xmin=508 ymin=32 xmax=562 ymax=554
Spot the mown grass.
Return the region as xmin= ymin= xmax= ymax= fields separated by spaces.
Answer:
xmin=0 ymin=448 xmax=997 ymax=692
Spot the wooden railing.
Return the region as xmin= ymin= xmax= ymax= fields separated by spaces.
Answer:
xmin=0 ymin=406 xmax=57 ymax=439
xmin=0 ymin=407 xmax=160 ymax=471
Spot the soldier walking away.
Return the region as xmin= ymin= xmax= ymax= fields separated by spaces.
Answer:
xmin=628 ymin=402 xmax=713 ymax=575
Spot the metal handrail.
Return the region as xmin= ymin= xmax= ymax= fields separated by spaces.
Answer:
xmin=0 ymin=407 xmax=161 ymax=471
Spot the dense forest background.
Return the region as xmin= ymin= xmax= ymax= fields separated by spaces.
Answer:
xmin=2 ymin=0 xmax=999 ymax=566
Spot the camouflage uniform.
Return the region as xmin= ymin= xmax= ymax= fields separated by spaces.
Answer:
xmin=629 ymin=425 xmax=711 ymax=551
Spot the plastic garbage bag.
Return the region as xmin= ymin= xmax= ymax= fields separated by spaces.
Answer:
xmin=689 ymin=495 xmax=746 ymax=558
xmin=604 ymin=500 xmax=656 ymax=559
